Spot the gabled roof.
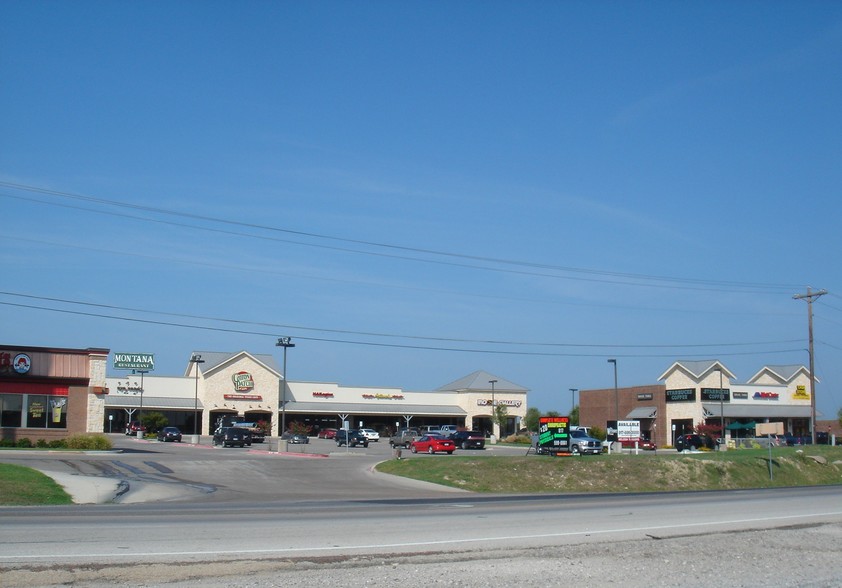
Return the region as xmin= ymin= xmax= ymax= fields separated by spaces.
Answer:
xmin=747 ymin=365 xmax=814 ymax=385
xmin=436 ymin=370 xmax=528 ymax=393
xmin=658 ymin=360 xmax=735 ymax=382
xmin=184 ymin=351 xmax=281 ymax=378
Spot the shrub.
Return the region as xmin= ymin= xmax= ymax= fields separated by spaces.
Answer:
xmin=64 ymin=434 xmax=113 ymax=451
xmin=15 ymin=438 xmax=33 ymax=448
xmin=48 ymin=439 xmax=66 ymax=448
xmin=503 ymin=434 xmax=532 ymax=445
xmin=36 ymin=439 xmax=49 ymax=448
xmin=0 ymin=439 xmax=14 ymax=448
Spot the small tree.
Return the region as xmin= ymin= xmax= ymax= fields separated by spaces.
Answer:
xmin=493 ymin=404 xmax=508 ymax=436
xmin=569 ymin=405 xmax=580 ymax=426
xmin=838 ymin=407 xmax=842 ymax=428
xmin=289 ymin=421 xmax=312 ymax=435
xmin=141 ymin=412 xmax=168 ymax=434
xmin=524 ymin=407 xmax=541 ymax=432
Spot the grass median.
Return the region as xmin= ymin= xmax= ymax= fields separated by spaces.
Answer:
xmin=0 ymin=463 xmax=73 ymax=505
xmin=376 ymin=446 xmax=842 ymax=493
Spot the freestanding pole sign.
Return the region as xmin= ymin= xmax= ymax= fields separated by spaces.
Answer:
xmin=113 ymin=354 xmax=154 ymax=437
xmin=113 ymin=353 xmax=155 ymax=371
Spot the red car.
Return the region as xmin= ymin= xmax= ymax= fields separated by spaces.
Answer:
xmin=410 ymin=435 xmax=456 ymax=455
xmin=619 ymin=437 xmax=656 ymax=450
xmin=317 ymin=428 xmax=337 ymax=439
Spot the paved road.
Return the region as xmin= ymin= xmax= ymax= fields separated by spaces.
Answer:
xmin=2 ymin=435 xmax=841 ymax=586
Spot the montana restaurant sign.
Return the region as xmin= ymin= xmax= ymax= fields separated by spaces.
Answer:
xmin=113 ymin=353 xmax=155 ymax=371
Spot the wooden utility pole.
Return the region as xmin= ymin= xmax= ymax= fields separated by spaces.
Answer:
xmin=793 ymin=287 xmax=827 ymax=444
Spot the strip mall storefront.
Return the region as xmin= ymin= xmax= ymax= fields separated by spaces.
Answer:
xmin=103 ymin=351 xmax=529 ymax=438
xmin=580 ymin=360 xmax=817 ymax=448
xmin=0 ymin=345 xmax=109 ymax=442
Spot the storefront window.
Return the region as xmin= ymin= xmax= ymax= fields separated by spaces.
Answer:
xmin=0 ymin=394 xmax=66 ymax=429
xmin=1 ymin=394 xmax=23 ymax=427
xmin=27 ymin=395 xmax=47 ymax=428
xmin=48 ymin=397 xmax=68 ymax=429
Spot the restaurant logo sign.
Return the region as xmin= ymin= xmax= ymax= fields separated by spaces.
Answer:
xmin=1 ymin=352 xmax=32 ymax=375
xmin=753 ymin=391 xmax=779 ymax=401
xmin=231 ymin=371 xmax=255 ymax=392
xmin=113 ymin=353 xmax=155 ymax=371
xmin=793 ymin=385 xmax=810 ymax=400
xmin=362 ymin=393 xmax=405 ymax=400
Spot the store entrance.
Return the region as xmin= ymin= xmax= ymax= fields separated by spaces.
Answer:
xmin=670 ymin=419 xmax=694 ymax=446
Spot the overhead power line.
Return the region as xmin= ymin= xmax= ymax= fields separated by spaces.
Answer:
xmin=0 ymin=291 xmax=806 ymax=355
xmin=0 ymin=181 xmax=803 ymax=293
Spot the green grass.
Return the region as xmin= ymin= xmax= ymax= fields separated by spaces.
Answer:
xmin=0 ymin=463 xmax=73 ymax=505
xmin=376 ymin=446 xmax=842 ymax=493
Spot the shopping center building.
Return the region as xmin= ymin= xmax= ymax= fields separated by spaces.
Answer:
xmin=579 ymin=359 xmax=821 ymax=447
xmin=1 ymin=345 xmax=529 ymax=441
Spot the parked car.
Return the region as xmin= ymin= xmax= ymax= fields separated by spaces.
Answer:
xmin=675 ymin=434 xmax=714 ymax=452
xmin=212 ymin=426 xmax=252 ymax=448
xmin=317 ymin=428 xmax=338 ymax=439
xmin=156 ymin=426 xmax=182 ymax=442
xmin=411 ymin=435 xmax=456 ymax=454
xmin=125 ymin=421 xmax=146 ymax=436
xmin=438 ymin=425 xmax=459 ymax=436
xmin=569 ymin=429 xmax=603 ymax=455
xmin=389 ymin=428 xmax=421 ymax=449
xmin=359 ymin=428 xmax=380 ymax=442
xmin=287 ymin=433 xmax=309 ymax=444
xmin=449 ymin=430 xmax=485 ymax=450
xmin=619 ymin=437 xmax=656 ymax=450
xmin=335 ymin=429 xmax=369 ymax=448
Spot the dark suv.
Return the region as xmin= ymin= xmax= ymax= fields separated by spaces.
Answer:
xmin=335 ymin=429 xmax=369 ymax=448
xmin=449 ymin=430 xmax=486 ymax=450
xmin=212 ymin=426 xmax=252 ymax=448
xmin=675 ymin=434 xmax=714 ymax=451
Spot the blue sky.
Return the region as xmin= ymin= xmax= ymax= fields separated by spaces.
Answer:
xmin=2 ymin=1 xmax=841 ymax=419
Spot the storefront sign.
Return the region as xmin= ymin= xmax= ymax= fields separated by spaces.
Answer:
xmin=637 ymin=393 xmax=653 ymax=401
xmin=732 ymin=391 xmax=748 ymax=400
xmin=477 ymin=398 xmax=523 ymax=408
xmin=362 ymin=393 xmax=405 ymax=400
xmin=113 ymin=353 xmax=155 ymax=371
xmin=753 ymin=391 xmax=779 ymax=400
xmin=0 ymin=352 xmax=32 ymax=375
xmin=223 ymin=394 xmax=262 ymax=401
xmin=312 ymin=392 xmax=335 ymax=398
xmin=666 ymin=388 xmax=696 ymax=402
xmin=231 ymin=371 xmax=255 ymax=392
xmin=701 ymin=388 xmax=730 ymax=402
xmin=793 ymin=385 xmax=810 ymax=400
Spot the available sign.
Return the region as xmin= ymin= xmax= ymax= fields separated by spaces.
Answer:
xmin=617 ymin=420 xmax=641 ymax=441
xmin=113 ymin=353 xmax=154 ymax=371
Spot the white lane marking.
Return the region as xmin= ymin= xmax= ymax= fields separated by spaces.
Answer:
xmin=2 ymin=510 xmax=841 ymax=561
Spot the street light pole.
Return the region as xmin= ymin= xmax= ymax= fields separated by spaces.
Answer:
xmin=489 ymin=379 xmax=497 ymax=439
xmin=190 ymin=354 xmax=204 ymax=440
xmin=607 ymin=358 xmax=618 ymax=422
xmin=276 ymin=337 xmax=295 ymax=441
xmin=569 ymin=388 xmax=578 ymax=416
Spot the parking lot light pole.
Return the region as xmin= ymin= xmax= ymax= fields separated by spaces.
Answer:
xmin=190 ymin=354 xmax=204 ymax=441
xmin=489 ymin=379 xmax=497 ymax=439
xmin=569 ymin=388 xmax=577 ymax=416
xmin=276 ymin=337 xmax=295 ymax=444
